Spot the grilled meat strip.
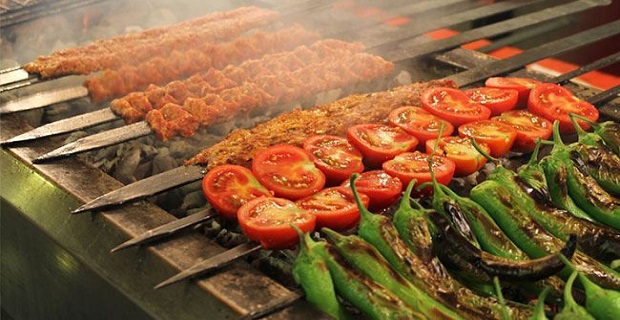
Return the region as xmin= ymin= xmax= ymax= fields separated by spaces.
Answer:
xmin=146 ymin=50 xmax=394 ymax=140
xmin=85 ymin=25 xmax=321 ymax=103
xmin=187 ymin=79 xmax=456 ymax=168
xmin=23 ymin=6 xmax=278 ymax=78
xmin=109 ymin=39 xmax=366 ymax=124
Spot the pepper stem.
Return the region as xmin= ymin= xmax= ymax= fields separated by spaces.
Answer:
xmin=471 ymin=136 xmax=499 ymax=166
xmin=569 ymin=113 xmax=588 ymax=137
xmin=348 ymin=173 xmax=374 ymax=221
xmin=569 ymin=112 xmax=599 ymax=129
xmin=493 ymin=276 xmax=510 ymax=320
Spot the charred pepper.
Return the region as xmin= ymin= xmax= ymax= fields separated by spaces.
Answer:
xmin=321 ymin=227 xmax=463 ymax=320
xmin=311 ymin=233 xmax=421 ymax=319
xmin=541 ymin=121 xmax=620 ymax=229
xmin=570 ymin=113 xmax=620 ymax=156
xmin=351 ymin=175 xmax=533 ymax=319
xmin=569 ymin=114 xmax=620 ymax=195
xmin=470 ymin=179 xmax=620 ymax=290
xmin=292 ymin=227 xmax=350 ymax=319
xmin=481 ymin=140 xmax=620 ymax=264
xmin=554 ymin=271 xmax=594 ymax=320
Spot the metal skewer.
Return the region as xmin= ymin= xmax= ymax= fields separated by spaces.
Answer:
xmin=110 ymin=209 xmax=216 ymax=252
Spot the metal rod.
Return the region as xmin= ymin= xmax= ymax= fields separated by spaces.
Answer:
xmin=1 ymin=108 xmax=120 ymax=145
xmin=588 ymin=84 xmax=620 ymax=106
xmin=448 ymin=19 xmax=620 ymax=87
xmin=382 ymin=0 xmax=611 ymax=62
xmin=33 ymin=121 xmax=152 ymax=163
xmin=110 ymin=209 xmax=216 ymax=253
xmin=0 ymin=85 xmax=88 ymax=114
xmin=154 ymin=242 xmax=262 ymax=289
xmin=553 ymin=52 xmax=620 ymax=85
xmin=71 ymin=165 xmax=205 ymax=214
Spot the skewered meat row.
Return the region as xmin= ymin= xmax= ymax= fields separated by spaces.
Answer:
xmin=186 ymin=79 xmax=456 ymax=168
xmin=108 ymin=38 xmax=366 ymax=124
xmin=146 ymin=51 xmax=393 ymax=140
xmin=85 ymin=24 xmax=322 ymax=103
xmin=23 ymin=6 xmax=279 ymax=78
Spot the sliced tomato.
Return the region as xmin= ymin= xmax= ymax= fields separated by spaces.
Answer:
xmin=527 ymin=83 xmax=599 ymax=133
xmin=485 ymin=77 xmax=542 ymax=108
xmin=388 ymin=106 xmax=454 ymax=144
xmin=296 ymin=187 xmax=369 ymax=231
xmin=458 ymin=120 xmax=518 ymax=157
xmin=464 ymin=87 xmax=519 ymax=116
xmin=340 ymin=170 xmax=402 ymax=210
xmin=237 ymin=197 xmax=316 ymax=250
xmin=303 ymin=135 xmax=364 ymax=185
xmin=421 ymin=87 xmax=491 ymax=126
xmin=492 ymin=110 xmax=553 ymax=152
xmin=252 ymin=144 xmax=326 ymax=200
xmin=382 ymin=151 xmax=455 ymax=194
xmin=202 ymin=165 xmax=273 ymax=220
xmin=346 ymin=123 xmax=419 ymax=168
xmin=425 ymin=136 xmax=490 ymax=177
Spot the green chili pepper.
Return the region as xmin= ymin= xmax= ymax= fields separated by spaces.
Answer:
xmin=321 ymin=228 xmax=463 ymax=320
xmin=470 ymin=179 xmax=620 ymax=290
xmin=544 ymin=121 xmax=620 ymax=229
xmin=569 ymin=114 xmax=620 ymax=196
xmin=480 ymin=141 xmax=620 ymax=264
xmin=292 ymin=227 xmax=350 ymax=319
xmin=554 ymin=271 xmax=594 ymax=320
xmin=351 ymin=175 xmax=533 ymax=319
xmin=312 ymin=234 xmax=421 ymax=319
xmin=570 ymin=113 xmax=620 ymax=156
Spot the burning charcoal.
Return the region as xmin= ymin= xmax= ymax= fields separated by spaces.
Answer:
xmin=151 ymin=148 xmax=179 ymax=176
xmin=180 ymin=190 xmax=207 ymax=213
xmin=113 ymin=146 xmax=142 ymax=184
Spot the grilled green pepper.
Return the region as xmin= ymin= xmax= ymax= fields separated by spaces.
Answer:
xmin=554 ymin=271 xmax=594 ymax=320
xmin=481 ymin=142 xmax=620 ymax=264
xmin=431 ymin=212 xmax=576 ymax=282
xmin=352 ymin=176 xmax=533 ymax=319
xmin=321 ymin=228 xmax=463 ymax=320
xmin=542 ymin=121 xmax=620 ymax=229
xmin=312 ymin=234 xmax=421 ymax=319
xmin=292 ymin=227 xmax=349 ymax=319
xmin=470 ymin=179 xmax=620 ymax=290
xmin=569 ymin=114 xmax=620 ymax=195
xmin=570 ymin=113 xmax=620 ymax=156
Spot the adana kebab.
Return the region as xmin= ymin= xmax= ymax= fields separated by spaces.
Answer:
xmin=84 ymin=24 xmax=321 ymax=103
xmin=107 ymin=38 xmax=364 ymax=125
xmin=23 ymin=6 xmax=279 ymax=79
xmin=34 ymin=41 xmax=395 ymax=161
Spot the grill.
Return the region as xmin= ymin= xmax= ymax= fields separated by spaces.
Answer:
xmin=1 ymin=0 xmax=619 ymax=319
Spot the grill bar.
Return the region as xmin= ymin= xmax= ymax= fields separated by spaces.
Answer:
xmin=0 ymin=84 xmax=88 ymax=114
xmin=448 ymin=19 xmax=620 ymax=87
xmin=380 ymin=0 xmax=611 ymax=61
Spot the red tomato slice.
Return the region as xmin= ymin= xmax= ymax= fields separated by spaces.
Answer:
xmin=425 ymin=136 xmax=490 ymax=177
xmin=464 ymin=87 xmax=519 ymax=116
xmin=346 ymin=123 xmax=418 ymax=168
xmin=237 ymin=197 xmax=316 ymax=250
xmin=388 ymin=106 xmax=454 ymax=144
xmin=492 ymin=110 xmax=553 ymax=152
xmin=382 ymin=151 xmax=455 ymax=194
xmin=303 ymin=135 xmax=364 ymax=185
xmin=340 ymin=170 xmax=402 ymax=210
xmin=485 ymin=77 xmax=542 ymax=108
xmin=296 ymin=187 xmax=369 ymax=231
xmin=421 ymin=87 xmax=492 ymax=126
xmin=252 ymin=144 xmax=326 ymax=200
xmin=458 ymin=120 xmax=518 ymax=157
xmin=202 ymin=165 xmax=272 ymax=220
xmin=527 ymin=83 xmax=599 ymax=133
